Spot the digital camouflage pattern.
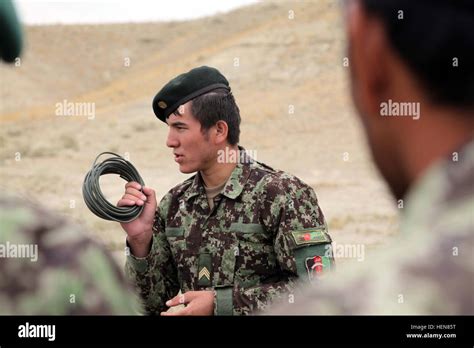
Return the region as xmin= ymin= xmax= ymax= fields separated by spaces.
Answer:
xmin=0 ymin=197 xmax=141 ymax=314
xmin=269 ymin=138 xmax=474 ymax=315
xmin=125 ymin=148 xmax=333 ymax=315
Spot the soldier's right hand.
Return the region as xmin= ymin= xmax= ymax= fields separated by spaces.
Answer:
xmin=117 ymin=181 xmax=157 ymax=257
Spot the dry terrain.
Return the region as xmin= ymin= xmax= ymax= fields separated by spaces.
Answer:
xmin=0 ymin=0 xmax=399 ymax=267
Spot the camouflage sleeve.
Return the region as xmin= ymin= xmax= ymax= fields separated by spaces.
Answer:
xmin=215 ymin=175 xmax=334 ymax=315
xmin=0 ymin=198 xmax=141 ymax=314
xmin=124 ymin=193 xmax=180 ymax=314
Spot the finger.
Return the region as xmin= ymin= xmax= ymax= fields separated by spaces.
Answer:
xmin=166 ymin=293 xmax=187 ymax=307
xmin=117 ymin=199 xmax=137 ymax=207
xmin=125 ymin=181 xmax=142 ymax=191
xmin=142 ymin=187 xmax=156 ymax=202
xmin=125 ymin=187 xmax=147 ymax=201
xmin=160 ymin=308 xmax=189 ymax=316
xmin=141 ymin=187 xmax=157 ymax=217
xmin=122 ymin=194 xmax=144 ymax=205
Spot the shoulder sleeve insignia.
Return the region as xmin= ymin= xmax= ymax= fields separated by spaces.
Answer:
xmin=305 ymin=255 xmax=332 ymax=281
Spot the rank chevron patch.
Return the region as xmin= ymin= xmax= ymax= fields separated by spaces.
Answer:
xmin=199 ymin=267 xmax=210 ymax=281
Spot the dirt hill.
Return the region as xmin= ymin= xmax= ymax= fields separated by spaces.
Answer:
xmin=0 ymin=0 xmax=398 ymax=265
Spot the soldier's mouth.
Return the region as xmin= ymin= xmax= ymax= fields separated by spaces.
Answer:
xmin=174 ymin=154 xmax=184 ymax=162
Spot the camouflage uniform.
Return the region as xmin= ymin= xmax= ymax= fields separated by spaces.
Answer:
xmin=269 ymin=138 xmax=474 ymax=315
xmin=0 ymin=197 xmax=141 ymax=314
xmin=125 ymin=148 xmax=333 ymax=315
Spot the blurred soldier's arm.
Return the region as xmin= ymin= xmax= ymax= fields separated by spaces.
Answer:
xmin=124 ymin=193 xmax=180 ymax=314
xmin=216 ymin=176 xmax=334 ymax=315
xmin=0 ymin=197 xmax=141 ymax=314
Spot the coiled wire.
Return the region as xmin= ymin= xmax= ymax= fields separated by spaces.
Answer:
xmin=82 ymin=152 xmax=145 ymax=222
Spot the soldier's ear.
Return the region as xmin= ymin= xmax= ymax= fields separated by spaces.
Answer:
xmin=347 ymin=0 xmax=391 ymax=120
xmin=213 ymin=120 xmax=229 ymax=145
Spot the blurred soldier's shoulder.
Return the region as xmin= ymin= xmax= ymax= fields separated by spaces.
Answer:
xmin=396 ymin=137 xmax=474 ymax=313
xmin=0 ymin=196 xmax=141 ymax=314
xmin=269 ymin=139 xmax=474 ymax=315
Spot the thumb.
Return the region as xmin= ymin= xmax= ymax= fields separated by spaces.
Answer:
xmin=140 ymin=186 xmax=157 ymax=216
xmin=166 ymin=293 xmax=187 ymax=307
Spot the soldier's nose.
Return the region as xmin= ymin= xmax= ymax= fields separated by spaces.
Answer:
xmin=166 ymin=134 xmax=179 ymax=148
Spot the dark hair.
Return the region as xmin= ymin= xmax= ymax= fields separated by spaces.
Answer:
xmin=361 ymin=0 xmax=474 ymax=108
xmin=187 ymin=88 xmax=241 ymax=145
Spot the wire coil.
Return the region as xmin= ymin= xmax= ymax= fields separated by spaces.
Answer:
xmin=82 ymin=152 xmax=145 ymax=222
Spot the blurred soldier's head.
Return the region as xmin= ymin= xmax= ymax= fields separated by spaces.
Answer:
xmin=0 ymin=0 xmax=23 ymax=63
xmin=345 ymin=0 xmax=474 ymax=199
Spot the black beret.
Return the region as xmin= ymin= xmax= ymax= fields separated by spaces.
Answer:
xmin=152 ymin=66 xmax=230 ymax=123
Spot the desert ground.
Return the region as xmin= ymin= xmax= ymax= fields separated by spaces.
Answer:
xmin=0 ymin=0 xmax=399 ymax=267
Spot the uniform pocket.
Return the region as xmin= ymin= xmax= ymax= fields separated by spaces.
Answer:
xmin=230 ymin=223 xmax=269 ymax=246
xmin=229 ymin=223 xmax=277 ymax=285
xmin=207 ymin=232 xmax=238 ymax=288
xmin=165 ymin=227 xmax=186 ymax=265
xmin=165 ymin=226 xmax=195 ymax=289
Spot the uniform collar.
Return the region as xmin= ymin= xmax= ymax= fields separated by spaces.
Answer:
xmin=183 ymin=146 xmax=254 ymax=201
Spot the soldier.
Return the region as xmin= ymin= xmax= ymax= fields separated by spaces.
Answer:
xmin=0 ymin=197 xmax=141 ymax=314
xmin=269 ymin=0 xmax=474 ymax=314
xmin=0 ymin=0 xmax=140 ymax=315
xmin=119 ymin=66 xmax=334 ymax=315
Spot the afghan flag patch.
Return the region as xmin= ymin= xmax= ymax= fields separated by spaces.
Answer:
xmin=290 ymin=228 xmax=330 ymax=246
xmin=305 ymin=255 xmax=331 ymax=281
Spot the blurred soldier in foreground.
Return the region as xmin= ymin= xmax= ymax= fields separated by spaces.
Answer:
xmin=270 ymin=0 xmax=473 ymax=314
xmin=0 ymin=0 xmax=140 ymax=315
xmin=0 ymin=198 xmax=140 ymax=314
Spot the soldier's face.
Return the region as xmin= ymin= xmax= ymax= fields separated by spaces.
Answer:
xmin=166 ymin=102 xmax=215 ymax=174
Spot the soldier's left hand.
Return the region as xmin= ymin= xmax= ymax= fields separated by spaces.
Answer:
xmin=161 ymin=291 xmax=214 ymax=316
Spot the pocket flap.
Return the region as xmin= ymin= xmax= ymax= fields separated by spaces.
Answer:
xmin=229 ymin=223 xmax=264 ymax=234
xmin=165 ymin=227 xmax=185 ymax=237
